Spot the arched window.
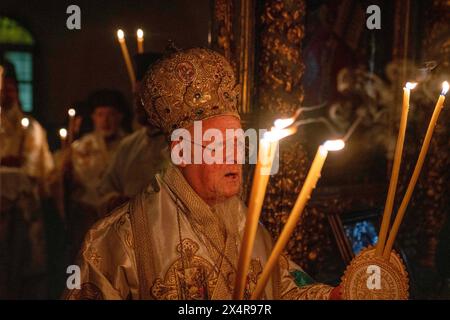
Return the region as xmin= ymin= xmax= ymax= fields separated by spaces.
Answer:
xmin=0 ymin=16 xmax=35 ymax=112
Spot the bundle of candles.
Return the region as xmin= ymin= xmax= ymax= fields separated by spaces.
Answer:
xmin=233 ymin=80 xmax=448 ymax=300
xmin=54 ymin=107 xmax=78 ymax=220
xmin=116 ymin=28 xmax=145 ymax=90
xmin=340 ymin=80 xmax=449 ymax=300
xmin=0 ymin=66 xmax=3 ymax=129
xmin=17 ymin=117 xmax=30 ymax=164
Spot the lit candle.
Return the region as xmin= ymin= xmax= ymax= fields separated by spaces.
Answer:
xmin=59 ymin=128 xmax=68 ymax=149
xmin=233 ymin=122 xmax=296 ymax=300
xmin=137 ymin=28 xmax=144 ymax=54
xmin=67 ymin=108 xmax=76 ymax=144
xmin=383 ymin=81 xmax=449 ymax=258
xmin=250 ymin=139 xmax=345 ymax=300
xmin=273 ymin=108 xmax=302 ymax=129
xmin=273 ymin=118 xmax=295 ymax=130
xmin=117 ymin=29 xmax=136 ymax=89
xmin=376 ymin=82 xmax=417 ymax=256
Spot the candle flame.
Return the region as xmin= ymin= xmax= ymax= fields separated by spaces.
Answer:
xmin=323 ymin=139 xmax=345 ymax=151
xmin=405 ymin=82 xmax=417 ymax=90
xmin=137 ymin=29 xmax=144 ymax=39
xmin=21 ymin=117 xmax=30 ymax=128
xmin=59 ymin=128 xmax=67 ymax=138
xmin=68 ymin=108 xmax=76 ymax=117
xmin=274 ymin=108 xmax=303 ymax=130
xmin=263 ymin=127 xmax=296 ymax=142
xmin=117 ymin=29 xmax=125 ymax=40
xmin=442 ymin=81 xmax=449 ymax=95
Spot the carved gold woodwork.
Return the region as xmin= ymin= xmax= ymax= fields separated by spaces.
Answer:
xmin=255 ymin=0 xmax=331 ymax=273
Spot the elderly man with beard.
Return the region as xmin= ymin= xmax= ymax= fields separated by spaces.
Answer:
xmin=67 ymin=89 xmax=128 ymax=255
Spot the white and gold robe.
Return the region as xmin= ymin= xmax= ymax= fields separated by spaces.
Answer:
xmin=98 ymin=127 xmax=168 ymax=199
xmin=64 ymin=164 xmax=333 ymax=300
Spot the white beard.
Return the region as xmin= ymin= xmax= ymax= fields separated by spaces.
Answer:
xmin=212 ymin=195 xmax=247 ymax=244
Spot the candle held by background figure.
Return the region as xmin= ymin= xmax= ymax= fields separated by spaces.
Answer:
xmin=250 ymin=139 xmax=345 ymax=300
xmin=21 ymin=117 xmax=30 ymax=129
xmin=59 ymin=128 xmax=68 ymax=149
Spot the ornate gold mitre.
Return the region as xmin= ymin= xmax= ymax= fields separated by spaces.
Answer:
xmin=140 ymin=48 xmax=240 ymax=135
